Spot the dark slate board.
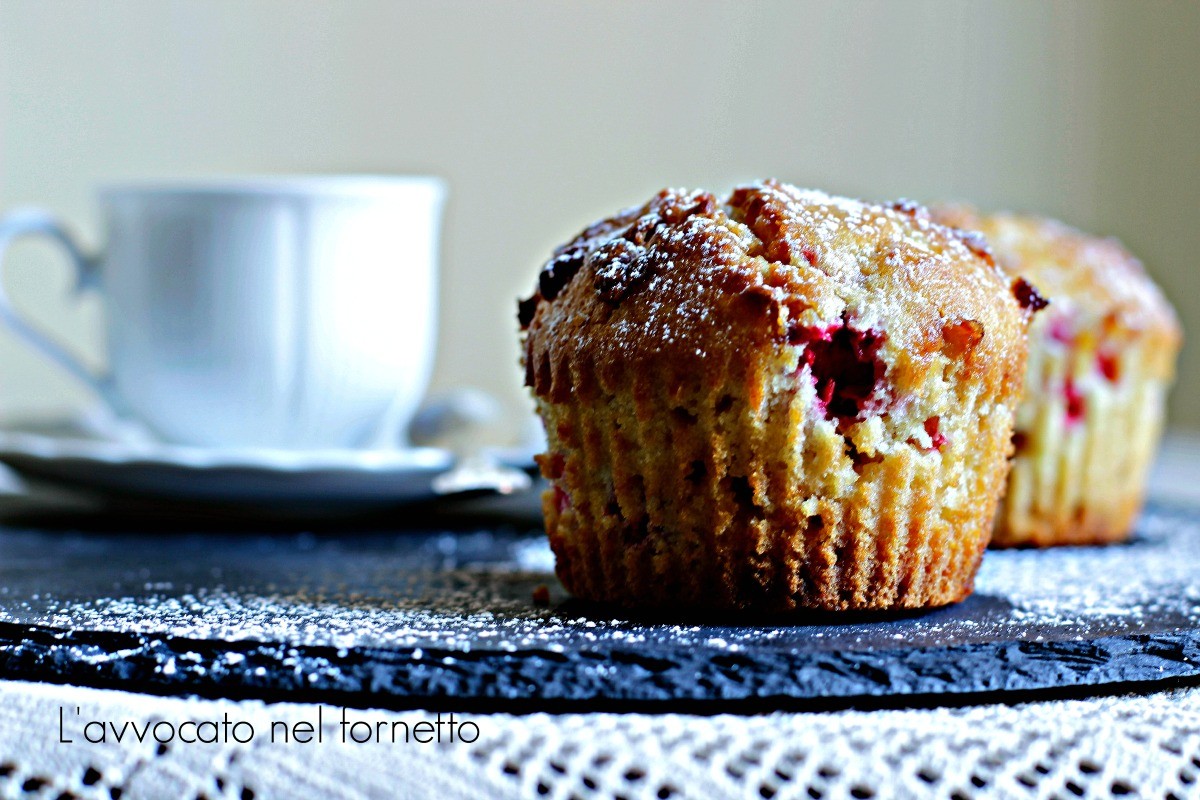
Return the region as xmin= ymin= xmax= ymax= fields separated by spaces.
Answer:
xmin=0 ymin=503 xmax=1199 ymax=711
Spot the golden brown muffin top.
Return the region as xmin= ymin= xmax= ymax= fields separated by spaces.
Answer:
xmin=930 ymin=207 xmax=1181 ymax=348
xmin=520 ymin=181 xmax=1032 ymax=406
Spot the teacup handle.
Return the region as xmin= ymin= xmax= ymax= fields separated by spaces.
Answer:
xmin=0 ymin=208 xmax=129 ymax=417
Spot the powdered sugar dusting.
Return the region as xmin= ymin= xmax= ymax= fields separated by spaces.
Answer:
xmin=523 ymin=181 xmax=1027 ymax=412
xmin=1 ymin=507 xmax=1199 ymax=658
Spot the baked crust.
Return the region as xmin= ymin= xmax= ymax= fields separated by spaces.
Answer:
xmin=931 ymin=207 xmax=1180 ymax=377
xmin=522 ymin=182 xmax=1031 ymax=610
xmin=525 ymin=185 xmax=1029 ymax=407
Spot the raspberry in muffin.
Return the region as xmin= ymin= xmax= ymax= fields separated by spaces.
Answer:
xmin=931 ymin=207 xmax=1181 ymax=547
xmin=519 ymin=182 xmax=1032 ymax=611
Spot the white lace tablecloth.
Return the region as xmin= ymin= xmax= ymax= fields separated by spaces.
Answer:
xmin=0 ymin=679 xmax=1197 ymax=800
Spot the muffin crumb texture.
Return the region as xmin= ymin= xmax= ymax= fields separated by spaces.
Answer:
xmin=522 ymin=181 xmax=1031 ymax=610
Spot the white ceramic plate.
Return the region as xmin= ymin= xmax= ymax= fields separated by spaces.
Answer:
xmin=0 ymin=416 xmax=536 ymax=512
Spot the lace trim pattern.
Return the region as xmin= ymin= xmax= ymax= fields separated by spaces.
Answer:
xmin=1 ymin=680 xmax=1197 ymax=799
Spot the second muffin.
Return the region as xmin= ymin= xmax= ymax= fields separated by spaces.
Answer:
xmin=931 ymin=208 xmax=1181 ymax=547
xmin=520 ymin=182 xmax=1032 ymax=611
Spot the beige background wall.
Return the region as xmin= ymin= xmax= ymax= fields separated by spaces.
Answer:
xmin=0 ymin=1 xmax=1196 ymax=438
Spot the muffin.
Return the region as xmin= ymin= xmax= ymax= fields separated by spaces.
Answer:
xmin=931 ymin=208 xmax=1181 ymax=547
xmin=518 ymin=182 xmax=1033 ymax=611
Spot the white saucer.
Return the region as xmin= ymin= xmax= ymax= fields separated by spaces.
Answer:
xmin=0 ymin=415 xmax=537 ymax=513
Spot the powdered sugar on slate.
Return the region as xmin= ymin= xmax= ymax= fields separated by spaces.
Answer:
xmin=0 ymin=507 xmax=1198 ymax=662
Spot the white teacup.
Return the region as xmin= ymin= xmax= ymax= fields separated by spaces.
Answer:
xmin=0 ymin=176 xmax=446 ymax=450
